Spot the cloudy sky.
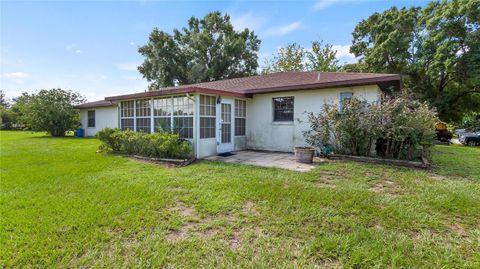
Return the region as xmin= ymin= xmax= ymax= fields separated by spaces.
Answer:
xmin=1 ymin=0 xmax=427 ymax=101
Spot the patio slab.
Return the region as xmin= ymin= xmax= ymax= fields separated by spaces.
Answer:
xmin=204 ymin=150 xmax=321 ymax=172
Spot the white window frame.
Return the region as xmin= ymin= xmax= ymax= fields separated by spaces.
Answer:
xmin=199 ymin=94 xmax=216 ymax=139
xmin=234 ymin=99 xmax=246 ymax=137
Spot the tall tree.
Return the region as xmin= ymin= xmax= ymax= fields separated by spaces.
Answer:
xmin=0 ymin=90 xmax=9 ymax=108
xmin=138 ymin=11 xmax=261 ymax=89
xmin=350 ymin=0 xmax=480 ymax=122
xmin=16 ymin=89 xmax=85 ymax=136
xmin=262 ymin=43 xmax=306 ymax=74
xmin=307 ymin=40 xmax=340 ymax=72
xmin=262 ymin=41 xmax=340 ymax=73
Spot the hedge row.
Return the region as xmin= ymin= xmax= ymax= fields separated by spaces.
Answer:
xmin=97 ymin=128 xmax=192 ymax=159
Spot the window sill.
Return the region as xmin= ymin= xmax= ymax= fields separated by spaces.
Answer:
xmin=272 ymin=121 xmax=294 ymax=126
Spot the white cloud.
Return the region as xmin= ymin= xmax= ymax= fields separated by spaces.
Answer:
xmin=332 ymin=45 xmax=354 ymax=58
xmin=230 ymin=12 xmax=265 ymax=32
xmin=1 ymin=72 xmax=30 ymax=84
xmin=264 ymin=22 xmax=301 ymax=36
xmin=129 ymin=41 xmax=136 ymax=46
xmin=66 ymin=43 xmax=85 ymax=54
xmin=114 ymin=62 xmax=140 ymax=71
xmin=331 ymin=44 xmax=357 ymax=63
xmin=313 ymin=0 xmax=369 ymax=11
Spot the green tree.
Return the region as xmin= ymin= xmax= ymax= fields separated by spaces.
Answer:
xmin=138 ymin=11 xmax=261 ymax=88
xmin=262 ymin=41 xmax=341 ymax=73
xmin=350 ymin=0 xmax=480 ymax=122
xmin=262 ymin=43 xmax=306 ymax=73
xmin=307 ymin=40 xmax=340 ymax=72
xmin=0 ymin=90 xmax=9 ymax=108
xmin=16 ymin=89 xmax=85 ymax=136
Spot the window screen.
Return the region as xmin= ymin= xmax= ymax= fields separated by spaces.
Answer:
xmin=200 ymin=95 xmax=216 ymax=139
xmin=340 ymin=92 xmax=353 ymax=111
xmin=87 ymin=110 xmax=95 ymax=127
xmin=235 ymin=99 xmax=246 ymax=136
xmin=273 ymin=97 xmax=294 ymax=121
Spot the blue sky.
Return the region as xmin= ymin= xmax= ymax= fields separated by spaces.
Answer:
xmin=1 ymin=0 xmax=428 ymax=101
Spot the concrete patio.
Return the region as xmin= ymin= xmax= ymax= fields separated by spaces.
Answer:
xmin=203 ymin=150 xmax=321 ymax=172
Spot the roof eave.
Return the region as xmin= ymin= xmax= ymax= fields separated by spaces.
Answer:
xmin=104 ymin=86 xmax=247 ymax=101
xmin=244 ymin=75 xmax=401 ymax=95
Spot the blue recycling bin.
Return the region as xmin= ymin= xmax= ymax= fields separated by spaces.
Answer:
xmin=76 ymin=128 xmax=84 ymax=137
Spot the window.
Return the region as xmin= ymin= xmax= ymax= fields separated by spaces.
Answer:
xmin=340 ymin=92 xmax=353 ymax=111
xmin=120 ymin=101 xmax=135 ymax=130
xmin=235 ymin=99 xmax=246 ymax=136
xmin=121 ymin=100 xmax=134 ymax=118
xmin=135 ymin=99 xmax=151 ymax=133
xmin=172 ymin=96 xmax=194 ymax=139
xmin=173 ymin=117 xmax=193 ymax=138
xmin=273 ymin=97 xmax=294 ymax=121
xmin=153 ymin=97 xmax=172 ymax=132
xmin=200 ymin=95 xmax=216 ymax=139
xmin=119 ymin=96 xmax=194 ymax=138
xmin=121 ymin=118 xmax=134 ymax=131
xmin=87 ymin=110 xmax=95 ymax=127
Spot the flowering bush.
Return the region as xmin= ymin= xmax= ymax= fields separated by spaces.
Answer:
xmin=303 ymin=93 xmax=438 ymax=161
xmin=97 ymin=128 xmax=192 ymax=159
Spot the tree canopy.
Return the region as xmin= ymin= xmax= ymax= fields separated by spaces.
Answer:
xmin=350 ymin=0 xmax=480 ymax=122
xmin=138 ymin=11 xmax=261 ymax=89
xmin=15 ymin=89 xmax=85 ymax=136
xmin=262 ymin=41 xmax=341 ymax=73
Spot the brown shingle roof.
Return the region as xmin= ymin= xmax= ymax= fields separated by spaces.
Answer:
xmin=74 ymin=100 xmax=117 ymax=109
xmin=104 ymin=71 xmax=400 ymax=101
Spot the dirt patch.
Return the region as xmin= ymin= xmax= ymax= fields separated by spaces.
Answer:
xmin=319 ymin=170 xmax=342 ymax=177
xmin=242 ymin=201 xmax=258 ymax=215
xmin=199 ymin=227 xmax=223 ymax=239
xmin=228 ymin=229 xmax=242 ymax=251
xmin=429 ymin=174 xmax=449 ymax=181
xmin=369 ymin=180 xmax=401 ymax=195
xmin=449 ymin=222 xmax=467 ymax=237
xmin=168 ymin=202 xmax=199 ymax=219
xmin=166 ymin=223 xmax=196 ymax=242
xmin=318 ymin=259 xmax=342 ymax=269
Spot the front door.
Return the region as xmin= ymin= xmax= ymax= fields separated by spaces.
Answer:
xmin=217 ymin=100 xmax=234 ymax=153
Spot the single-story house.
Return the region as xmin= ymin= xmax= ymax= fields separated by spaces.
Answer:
xmin=75 ymin=71 xmax=400 ymax=158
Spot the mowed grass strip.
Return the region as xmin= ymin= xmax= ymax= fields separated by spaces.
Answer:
xmin=1 ymin=131 xmax=479 ymax=268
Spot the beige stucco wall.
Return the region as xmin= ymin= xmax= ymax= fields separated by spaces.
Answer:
xmin=246 ymin=85 xmax=381 ymax=152
xmin=80 ymin=106 xmax=119 ymax=137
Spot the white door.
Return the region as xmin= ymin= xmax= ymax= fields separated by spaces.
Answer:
xmin=217 ymin=100 xmax=234 ymax=153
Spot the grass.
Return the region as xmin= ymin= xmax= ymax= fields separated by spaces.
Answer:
xmin=1 ymin=131 xmax=479 ymax=268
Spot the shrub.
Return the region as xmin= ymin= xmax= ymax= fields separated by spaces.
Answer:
xmin=15 ymin=89 xmax=85 ymax=136
xmin=303 ymin=93 xmax=438 ymax=161
xmin=97 ymin=128 xmax=192 ymax=159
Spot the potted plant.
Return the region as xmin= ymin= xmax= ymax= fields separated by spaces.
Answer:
xmin=294 ymin=147 xmax=315 ymax=163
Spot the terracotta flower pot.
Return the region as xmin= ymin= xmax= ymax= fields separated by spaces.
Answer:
xmin=294 ymin=147 xmax=315 ymax=163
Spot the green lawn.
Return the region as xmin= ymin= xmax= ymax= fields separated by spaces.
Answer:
xmin=1 ymin=131 xmax=479 ymax=268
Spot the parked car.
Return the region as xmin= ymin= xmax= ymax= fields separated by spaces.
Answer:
xmin=460 ymin=132 xmax=480 ymax=146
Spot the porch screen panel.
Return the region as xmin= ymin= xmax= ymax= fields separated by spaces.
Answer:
xmin=120 ymin=100 xmax=134 ymax=130
xmin=172 ymin=96 xmax=194 ymax=139
xmin=153 ymin=97 xmax=172 ymax=132
xmin=200 ymin=95 xmax=216 ymax=139
xmin=135 ymin=99 xmax=151 ymax=133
